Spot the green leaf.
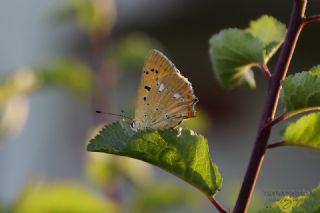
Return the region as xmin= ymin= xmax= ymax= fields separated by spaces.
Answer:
xmin=281 ymin=65 xmax=320 ymax=111
xmin=256 ymin=185 xmax=320 ymax=213
xmin=87 ymin=120 xmax=222 ymax=197
xmin=209 ymin=28 xmax=262 ymax=89
xmin=247 ymin=15 xmax=286 ymax=62
xmin=209 ymin=15 xmax=286 ymax=89
xmin=282 ymin=113 xmax=320 ymax=149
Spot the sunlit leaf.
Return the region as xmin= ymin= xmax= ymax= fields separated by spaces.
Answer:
xmin=87 ymin=120 xmax=222 ymax=197
xmin=14 ymin=182 xmax=118 ymax=212
xmin=209 ymin=15 xmax=286 ymax=89
xmin=247 ymin=15 xmax=286 ymax=62
xmin=130 ymin=183 xmax=202 ymax=213
xmin=256 ymin=185 xmax=320 ymax=213
xmin=37 ymin=60 xmax=92 ymax=96
xmin=281 ymin=65 xmax=320 ymax=111
xmin=282 ymin=113 xmax=320 ymax=149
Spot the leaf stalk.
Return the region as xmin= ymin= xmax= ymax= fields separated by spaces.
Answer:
xmin=208 ymin=196 xmax=228 ymax=213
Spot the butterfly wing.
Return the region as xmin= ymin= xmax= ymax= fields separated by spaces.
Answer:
xmin=133 ymin=49 xmax=198 ymax=130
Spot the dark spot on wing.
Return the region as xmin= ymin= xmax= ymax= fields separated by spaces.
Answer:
xmin=146 ymin=71 xmax=149 ymax=74
xmin=143 ymin=97 xmax=147 ymax=101
xmin=144 ymin=86 xmax=151 ymax=91
xmin=144 ymin=114 xmax=147 ymax=117
xmin=151 ymin=68 xmax=154 ymax=71
xmin=155 ymin=70 xmax=159 ymax=74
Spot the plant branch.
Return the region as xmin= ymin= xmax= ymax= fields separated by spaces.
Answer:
xmin=259 ymin=64 xmax=272 ymax=78
xmin=208 ymin=196 xmax=228 ymax=213
xmin=265 ymin=106 xmax=320 ymax=129
xmin=267 ymin=141 xmax=286 ymax=149
xmin=234 ymin=0 xmax=307 ymax=212
xmin=302 ymin=15 xmax=320 ymax=25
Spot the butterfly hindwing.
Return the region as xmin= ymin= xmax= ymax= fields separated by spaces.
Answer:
xmin=134 ymin=50 xmax=198 ymax=130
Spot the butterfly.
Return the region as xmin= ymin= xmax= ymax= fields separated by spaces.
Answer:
xmin=130 ymin=49 xmax=198 ymax=131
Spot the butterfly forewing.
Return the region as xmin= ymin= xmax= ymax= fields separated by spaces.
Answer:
xmin=134 ymin=49 xmax=198 ymax=130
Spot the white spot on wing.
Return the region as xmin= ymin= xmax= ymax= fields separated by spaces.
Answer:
xmin=173 ymin=93 xmax=181 ymax=99
xmin=159 ymin=83 xmax=165 ymax=92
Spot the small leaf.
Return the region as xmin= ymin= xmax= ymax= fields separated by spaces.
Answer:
xmin=247 ymin=15 xmax=286 ymax=62
xmin=87 ymin=120 xmax=222 ymax=197
xmin=282 ymin=113 xmax=320 ymax=149
xmin=281 ymin=65 xmax=320 ymax=111
xmin=209 ymin=15 xmax=286 ymax=89
xmin=209 ymin=29 xmax=263 ymax=89
xmin=256 ymin=185 xmax=320 ymax=213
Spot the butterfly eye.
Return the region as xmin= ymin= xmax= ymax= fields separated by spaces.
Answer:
xmin=130 ymin=121 xmax=136 ymax=131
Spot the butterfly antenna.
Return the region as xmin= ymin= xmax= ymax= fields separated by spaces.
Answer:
xmin=95 ymin=110 xmax=132 ymax=120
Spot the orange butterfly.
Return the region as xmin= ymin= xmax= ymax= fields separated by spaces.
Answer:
xmin=131 ymin=49 xmax=198 ymax=131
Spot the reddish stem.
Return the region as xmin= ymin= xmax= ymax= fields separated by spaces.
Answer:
xmin=267 ymin=141 xmax=285 ymax=149
xmin=260 ymin=64 xmax=272 ymax=78
xmin=234 ymin=0 xmax=307 ymax=212
xmin=302 ymin=15 xmax=320 ymax=24
xmin=208 ymin=196 xmax=228 ymax=213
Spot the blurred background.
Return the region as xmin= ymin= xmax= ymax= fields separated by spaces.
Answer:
xmin=0 ymin=0 xmax=320 ymax=212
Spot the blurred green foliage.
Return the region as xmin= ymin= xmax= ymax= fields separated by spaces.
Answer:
xmin=0 ymin=60 xmax=92 ymax=142
xmin=59 ymin=0 xmax=116 ymax=35
xmin=130 ymin=183 xmax=202 ymax=213
xmin=110 ymin=33 xmax=163 ymax=71
xmin=37 ymin=60 xmax=93 ymax=96
xmin=12 ymin=182 xmax=118 ymax=213
xmin=182 ymin=108 xmax=210 ymax=132
xmin=86 ymin=151 xmax=153 ymax=187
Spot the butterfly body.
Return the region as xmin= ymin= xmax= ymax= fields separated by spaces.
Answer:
xmin=131 ymin=49 xmax=198 ymax=131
